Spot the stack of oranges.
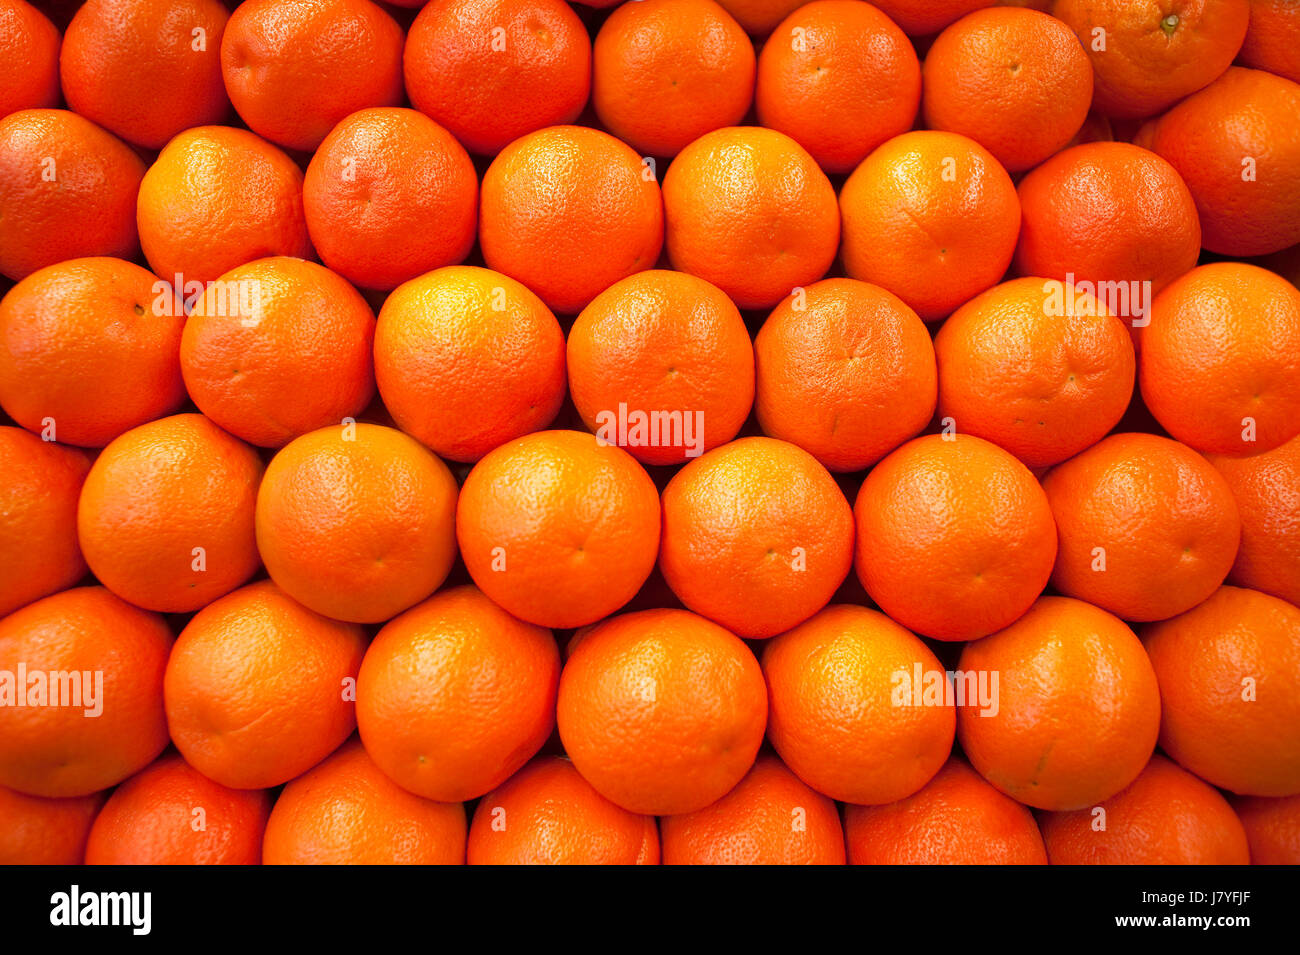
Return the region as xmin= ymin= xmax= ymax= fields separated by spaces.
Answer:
xmin=1 ymin=0 xmax=1299 ymax=867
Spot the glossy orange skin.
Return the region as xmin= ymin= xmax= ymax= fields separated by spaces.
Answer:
xmin=0 ymin=587 xmax=172 ymax=798
xmin=60 ymin=0 xmax=231 ymax=149
xmin=1207 ymin=435 xmax=1300 ymax=607
xmin=480 ymin=126 xmax=664 ymax=315
xmin=1140 ymin=263 xmax=1300 ymax=454
xmin=0 ymin=785 xmax=103 ymax=864
xmin=0 ymin=110 xmax=144 ymax=282
xmin=844 ymin=758 xmax=1047 ymax=864
xmin=165 ymin=581 xmax=367 ymax=790
xmin=756 ymin=1 xmax=920 ymax=174
xmin=357 ymin=585 xmax=560 ymax=803
xmin=303 ymin=108 xmax=477 ymax=291
xmin=839 ymin=130 xmax=1020 ymax=322
xmin=0 ymin=428 xmax=90 ymax=619
xmin=1053 ymin=0 xmax=1250 ymax=119
xmin=958 ymin=596 xmax=1162 ymax=811
xmin=664 ymin=127 xmax=839 ymax=310
xmin=660 ymin=436 xmax=854 ymax=639
xmin=181 ymin=257 xmax=376 ymax=448
xmin=0 ymin=0 xmax=61 ymax=116
xmin=85 ymin=754 xmax=271 ymax=865
xmin=854 ymin=434 xmax=1057 ymax=641
xmin=934 ymin=277 xmax=1136 ymax=469
xmin=1015 ymin=142 xmax=1201 ymax=304
xmin=922 ymin=7 xmax=1093 ymax=172
xmin=1231 ymin=793 xmax=1300 ymax=864
xmin=457 ymin=430 xmax=661 ymax=629
xmin=0 ymin=257 xmax=186 ymax=448
xmin=468 ymin=756 xmax=659 ymax=865
xmin=568 ymin=270 xmax=755 ymax=467
xmin=1043 ymin=433 xmax=1240 ymax=621
xmin=661 ymin=754 xmax=846 ymax=865
xmin=376 ymin=266 xmax=565 ymax=464
xmin=1143 ymin=586 xmax=1300 ymax=797
xmin=594 ymin=0 xmax=754 ymax=158
xmin=756 ymin=279 xmax=935 ymax=472
xmin=1238 ymin=0 xmax=1300 ymax=83
xmin=714 ymin=0 xmax=807 ymax=36
xmin=137 ymin=126 xmax=314 ymax=287
xmin=871 ymin=0 xmax=996 ymax=35
xmin=220 ymin=0 xmax=403 ymax=152
xmin=78 ymin=414 xmax=264 ymax=613
xmin=1041 ymin=755 xmax=1250 ymax=865
xmin=1135 ymin=67 xmax=1300 ymax=256
xmin=405 ymin=0 xmax=591 ymax=156
xmin=263 ymin=739 xmax=467 ymax=865
xmin=556 ymin=608 xmax=767 ymax=815
xmin=256 ymin=423 xmax=459 ymax=624
xmin=763 ymin=605 xmax=955 ymax=805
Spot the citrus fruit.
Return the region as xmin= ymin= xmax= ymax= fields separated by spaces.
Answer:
xmin=255 ymin=423 xmax=458 ymax=624
xmin=0 ymin=0 xmax=61 ymax=116
xmin=0 ymin=785 xmax=103 ymax=865
xmin=1238 ymin=0 xmax=1300 ymax=84
xmin=1231 ymin=793 xmax=1300 ymax=864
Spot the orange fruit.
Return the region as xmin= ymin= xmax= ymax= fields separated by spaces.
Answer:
xmin=356 ymin=585 xmax=560 ymax=803
xmin=557 ymin=608 xmax=767 ymax=815
xmin=871 ymin=0 xmax=996 ymax=36
xmin=1053 ymin=0 xmax=1250 ymax=119
xmin=1040 ymin=754 xmax=1251 ymax=865
xmin=756 ymin=279 xmax=936 ymax=473
xmin=661 ymin=754 xmax=846 ymax=865
xmin=958 ymin=596 xmax=1162 ymax=810
xmin=374 ymin=265 xmax=566 ymax=464
xmin=0 ymin=109 xmax=144 ymax=282
xmin=302 ymin=107 xmax=477 ymax=291
xmin=922 ymin=7 xmax=1093 ymax=173
xmin=1143 ymin=585 xmax=1300 ymax=796
xmin=60 ymin=0 xmax=231 ymax=149
xmin=714 ymin=0 xmax=807 ymax=36
xmin=137 ymin=126 xmax=314 ymax=287
xmin=457 ymin=430 xmax=661 ymax=629
xmin=1231 ymin=793 xmax=1300 ymax=864
xmin=839 ymin=130 xmax=1020 ymax=322
xmin=854 ymin=433 xmax=1057 ymax=641
xmin=480 ymin=126 xmax=664 ymax=315
xmin=0 ymin=0 xmax=61 ymax=116
xmin=934 ymin=277 xmax=1136 ymax=469
xmin=78 ymin=413 xmax=264 ymax=613
xmin=844 ymin=758 xmax=1048 ymax=864
xmin=467 ymin=756 xmax=659 ymax=865
xmin=1206 ymin=434 xmax=1300 ymax=607
xmin=1134 ymin=67 xmax=1300 ymax=256
xmin=84 ymin=753 xmax=271 ymax=865
xmin=0 ymin=587 xmax=172 ymax=798
xmin=220 ymin=0 xmax=403 ymax=152
xmin=1140 ymin=262 xmax=1300 ymax=455
xmin=660 ymin=436 xmax=854 ymax=639
xmin=756 ymin=0 xmax=921 ymax=174
xmin=404 ymin=0 xmax=591 ymax=156
xmin=180 ymin=257 xmax=376 ymax=448
xmin=1238 ymin=0 xmax=1300 ymax=84
xmin=1043 ymin=433 xmax=1241 ymax=622
xmin=1014 ymin=142 xmax=1202 ymax=312
xmin=0 ymin=427 xmax=90 ymax=619
xmin=256 ymin=423 xmax=458 ymax=624
xmin=0 ymin=784 xmax=103 ymax=864
xmin=165 ymin=580 xmax=367 ymax=790
xmin=567 ymin=269 xmax=755 ymax=467
xmin=593 ymin=0 xmax=755 ymax=158
xmin=0 ymin=257 xmax=186 ymax=448
xmin=262 ymin=738 xmax=467 ymax=865
xmin=762 ymin=605 xmax=955 ymax=805
xmin=663 ymin=126 xmax=838 ymax=310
